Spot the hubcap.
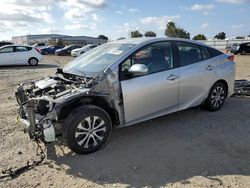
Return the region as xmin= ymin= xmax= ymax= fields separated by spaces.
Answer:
xmin=75 ymin=116 xmax=106 ymax=148
xmin=211 ymin=86 xmax=225 ymax=108
xmin=30 ymin=59 xmax=37 ymax=65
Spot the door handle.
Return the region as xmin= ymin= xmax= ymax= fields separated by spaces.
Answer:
xmin=206 ymin=65 xmax=214 ymax=71
xmin=167 ymin=74 xmax=179 ymax=81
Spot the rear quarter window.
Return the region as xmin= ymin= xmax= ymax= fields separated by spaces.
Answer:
xmin=207 ymin=47 xmax=223 ymax=58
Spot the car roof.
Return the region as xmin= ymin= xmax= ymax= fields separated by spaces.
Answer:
xmin=0 ymin=45 xmax=33 ymax=49
xmin=110 ymin=37 xmax=209 ymax=47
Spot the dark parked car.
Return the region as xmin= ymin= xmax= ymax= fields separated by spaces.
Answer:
xmin=230 ymin=42 xmax=250 ymax=55
xmin=0 ymin=41 xmax=13 ymax=47
xmin=40 ymin=45 xmax=64 ymax=55
xmin=55 ymin=45 xmax=82 ymax=56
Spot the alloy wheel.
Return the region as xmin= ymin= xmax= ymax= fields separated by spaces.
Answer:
xmin=211 ymin=86 xmax=225 ymax=109
xmin=75 ymin=116 xmax=107 ymax=149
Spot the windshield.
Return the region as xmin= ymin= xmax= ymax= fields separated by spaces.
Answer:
xmin=63 ymin=43 xmax=135 ymax=77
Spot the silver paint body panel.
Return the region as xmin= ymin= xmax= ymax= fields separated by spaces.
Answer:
xmin=103 ymin=38 xmax=235 ymax=127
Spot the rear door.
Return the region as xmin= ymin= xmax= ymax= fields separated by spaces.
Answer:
xmin=14 ymin=46 xmax=31 ymax=65
xmin=120 ymin=41 xmax=180 ymax=124
xmin=0 ymin=46 xmax=15 ymax=65
xmin=176 ymin=41 xmax=216 ymax=110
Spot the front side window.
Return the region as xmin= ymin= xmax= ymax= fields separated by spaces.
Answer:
xmin=176 ymin=42 xmax=203 ymax=66
xmin=0 ymin=47 xmax=14 ymax=53
xmin=120 ymin=41 xmax=173 ymax=77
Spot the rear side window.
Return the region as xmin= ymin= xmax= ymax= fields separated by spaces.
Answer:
xmin=176 ymin=42 xmax=203 ymax=66
xmin=207 ymin=47 xmax=223 ymax=58
xmin=16 ymin=46 xmax=30 ymax=52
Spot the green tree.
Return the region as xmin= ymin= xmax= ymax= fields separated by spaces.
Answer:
xmin=131 ymin=30 xmax=143 ymax=38
xmin=144 ymin=31 xmax=157 ymax=37
xmin=192 ymin=34 xmax=207 ymax=40
xmin=214 ymin=32 xmax=226 ymax=40
xmin=98 ymin=35 xmax=108 ymax=40
xmin=165 ymin=22 xmax=190 ymax=39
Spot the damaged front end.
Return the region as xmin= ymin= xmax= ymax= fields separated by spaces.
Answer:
xmin=15 ymin=70 xmax=97 ymax=143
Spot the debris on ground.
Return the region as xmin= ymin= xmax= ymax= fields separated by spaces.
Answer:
xmin=233 ymin=80 xmax=250 ymax=96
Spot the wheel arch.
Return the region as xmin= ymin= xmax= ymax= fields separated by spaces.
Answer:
xmin=212 ymin=79 xmax=228 ymax=97
xmin=58 ymin=96 xmax=120 ymax=126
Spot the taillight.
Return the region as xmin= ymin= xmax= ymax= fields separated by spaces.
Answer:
xmin=227 ymin=55 xmax=234 ymax=61
xmin=35 ymin=47 xmax=40 ymax=54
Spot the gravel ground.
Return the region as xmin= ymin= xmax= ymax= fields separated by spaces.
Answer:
xmin=0 ymin=55 xmax=250 ymax=188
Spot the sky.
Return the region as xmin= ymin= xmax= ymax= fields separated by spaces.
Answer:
xmin=0 ymin=0 xmax=250 ymax=40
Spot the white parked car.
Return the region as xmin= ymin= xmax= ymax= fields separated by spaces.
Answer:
xmin=0 ymin=45 xmax=43 ymax=66
xmin=33 ymin=42 xmax=47 ymax=50
xmin=71 ymin=44 xmax=98 ymax=57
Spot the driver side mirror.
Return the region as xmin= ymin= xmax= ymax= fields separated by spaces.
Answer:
xmin=128 ymin=64 xmax=148 ymax=76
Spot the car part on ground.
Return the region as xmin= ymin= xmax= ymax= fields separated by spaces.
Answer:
xmin=15 ymin=38 xmax=235 ymax=154
xmin=233 ymin=80 xmax=250 ymax=96
xmin=0 ymin=140 xmax=45 ymax=180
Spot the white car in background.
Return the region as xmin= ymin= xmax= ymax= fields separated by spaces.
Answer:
xmin=0 ymin=45 xmax=43 ymax=66
xmin=33 ymin=42 xmax=47 ymax=50
xmin=71 ymin=44 xmax=98 ymax=57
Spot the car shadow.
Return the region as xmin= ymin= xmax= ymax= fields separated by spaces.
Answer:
xmin=0 ymin=64 xmax=58 ymax=70
xmin=46 ymin=97 xmax=250 ymax=187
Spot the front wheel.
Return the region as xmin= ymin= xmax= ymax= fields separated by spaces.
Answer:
xmin=205 ymin=82 xmax=227 ymax=111
xmin=64 ymin=105 xmax=112 ymax=154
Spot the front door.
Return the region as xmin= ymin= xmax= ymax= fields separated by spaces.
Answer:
xmin=120 ymin=41 xmax=180 ymax=125
xmin=0 ymin=46 xmax=15 ymax=65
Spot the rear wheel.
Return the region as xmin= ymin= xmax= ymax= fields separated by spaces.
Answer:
xmin=28 ymin=58 xmax=38 ymax=66
xmin=205 ymin=82 xmax=227 ymax=111
xmin=64 ymin=105 xmax=112 ymax=154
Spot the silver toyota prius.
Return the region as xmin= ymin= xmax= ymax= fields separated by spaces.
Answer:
xmin=15 ymin=38 xmax=235 ymax=154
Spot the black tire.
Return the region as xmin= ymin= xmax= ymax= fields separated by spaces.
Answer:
xmin=204 ymin=82 xmax=227 ymax=111
xmin=241 ymin=50 xmax=246 ymax=55
xmin=64 ymin=105 xmax=112 ymax=154
xmin=28 ymin=57 xmax=38 ymax=66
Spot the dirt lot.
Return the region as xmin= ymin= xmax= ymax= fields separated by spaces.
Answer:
xmin=0 ymin=55 xmax=250 ymax=188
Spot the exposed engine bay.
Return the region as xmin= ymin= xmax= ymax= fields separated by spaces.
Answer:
xmin=15 ymin=69 xmax=102 ymax=143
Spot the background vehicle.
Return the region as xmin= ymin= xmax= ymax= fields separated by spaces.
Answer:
xmin=33 ymin=42 xmax=47 ymax=50
xmin=16 ymin=38 xmax=235 ymax=154
xmin=230 ymin=42 xmax=250 ymax=55
xmin=40 ymin=45 xmax=64 ymax=55
xmin=226 ymin=43 xmax=238 ymax=53
xmin=0 ymin=45 xmax=43 ymax=66
xmin=71 ymin=44 xmax=98 ymax=57
xmin=0 ymin=41 xmax=13 ymax=47
xmin=55 ymin=45 xmax=82 ymax=56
